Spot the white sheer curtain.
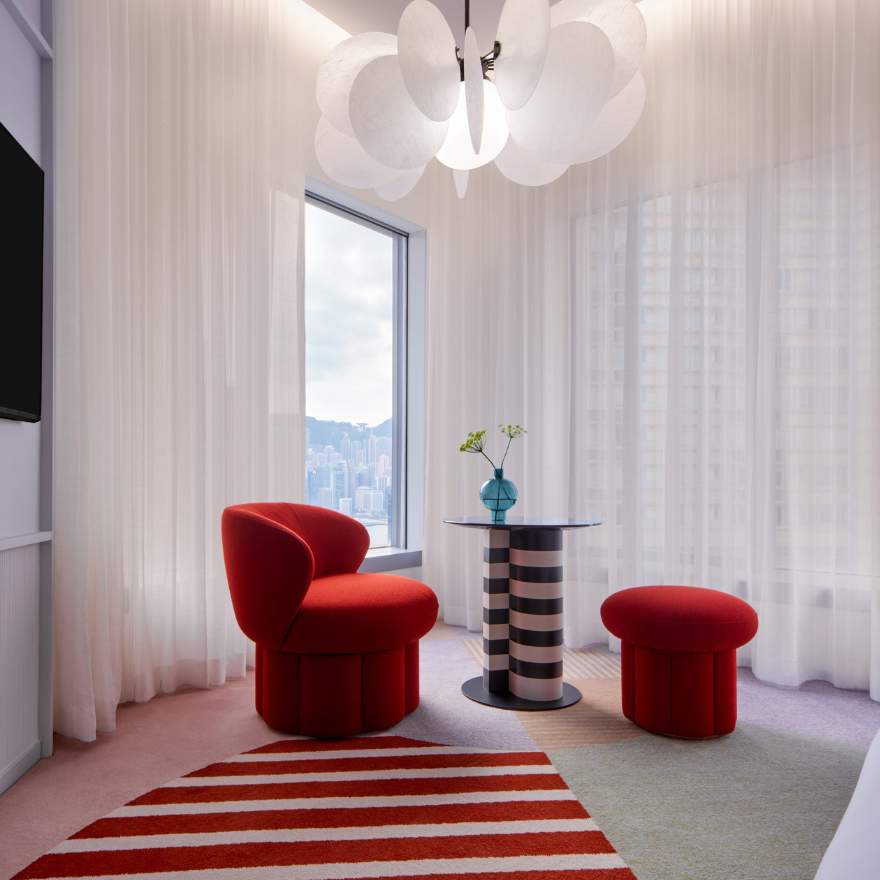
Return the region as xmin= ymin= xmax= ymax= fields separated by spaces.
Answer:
xmin=53 ymin=0 xmax=311 ymax=741
xmin=424 ymin=0 xmax=880 ymax=699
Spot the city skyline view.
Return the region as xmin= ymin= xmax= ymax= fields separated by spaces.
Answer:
xmin=304 ymin=416 xmax=393 ymax=548
xmin=304 ymin=201 xmax=396 ymax=547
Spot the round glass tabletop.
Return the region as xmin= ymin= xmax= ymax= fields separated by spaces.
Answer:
xmin=443 ymin=516 xmax=601 ymax=530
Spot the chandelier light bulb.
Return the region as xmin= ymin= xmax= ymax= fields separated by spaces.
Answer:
xmin=436 ymin=82 xmax=509 ymax=171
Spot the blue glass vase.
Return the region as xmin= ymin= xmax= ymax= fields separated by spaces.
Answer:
xmin=480 ymin=468 xmax=518 ymax=523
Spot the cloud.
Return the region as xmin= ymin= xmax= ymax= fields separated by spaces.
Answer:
xmin=305 ymin=202 xmax=394 ymax=426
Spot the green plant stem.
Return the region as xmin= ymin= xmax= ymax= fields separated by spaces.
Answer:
xmin=499 ymin=436 xmax=513 ymax=469
xmin=479 ymin=449 xmax=498 ymax=470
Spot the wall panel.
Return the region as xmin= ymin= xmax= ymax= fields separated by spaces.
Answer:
xmin=0 ymin=545 xmax=41 ymax=792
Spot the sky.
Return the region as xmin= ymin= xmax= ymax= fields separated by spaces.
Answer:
xmin=304 ymin=201 xmax=394 ymax=427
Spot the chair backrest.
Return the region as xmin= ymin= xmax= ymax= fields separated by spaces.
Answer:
xmin=221 ymin=503 xmax=370 ymax=647
xmin=236 ymin=503 xmax=370 ymax=579
xmin=221 ymin=506 xmax=314 ymax=647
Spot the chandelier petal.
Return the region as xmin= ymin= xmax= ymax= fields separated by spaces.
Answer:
xmin=506 ymin=21 xmax=614 ymax=165
xmin=374 ymin=165 xmax=426 ymax=201
xmin=349 ymin=55 xmax=450 ymax=171
xmin=436 ymin=81 xmax=509 ymax=171
xmin=494 ymin=138 xmax=569 ymax=186
xmin=550 ymin=0 xmax=646 ymax=98
xmin=314 ymin=116 xmax=401 ymax=189
xmin=463 ymin=27 xmax=484 ymax=154
xmin=494 ymin=0 xmax=551 ymax=110
xmin=568 ymin=70 xmax=645 ymax=164
xmin=316 ymin=32 xmax=397 ymax=136
xmin=398 ymin=0 xmax=460 ymax=122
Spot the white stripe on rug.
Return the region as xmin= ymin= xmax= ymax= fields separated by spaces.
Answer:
xmin=112 ymin=788 xmax=579 ymax=817
xmin=32 ymin=853 xmax=628 ymax=880
xmin=168 ymin=765 xmax=557 ymax=786
xmin=53 ymin=818 xmax=599 ymax=852
xmin=225 ymin=746 xmax=501 ymax=763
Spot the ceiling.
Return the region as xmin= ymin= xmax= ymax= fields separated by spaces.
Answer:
xmin=303 ymin=0 xmax=507 ymax=51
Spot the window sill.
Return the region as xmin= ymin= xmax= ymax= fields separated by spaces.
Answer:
xmin=360 ymin=548 xmax=422 ymax=573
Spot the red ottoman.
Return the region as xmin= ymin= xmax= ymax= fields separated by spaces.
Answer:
xmin=222 ymin=503 xmax=438 ymax=738
xmin=600 ymin=586 xmax=758 ymax=738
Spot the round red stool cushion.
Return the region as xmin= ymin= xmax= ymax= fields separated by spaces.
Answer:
xmin=601 ymin=586 xmax=758 ymax=738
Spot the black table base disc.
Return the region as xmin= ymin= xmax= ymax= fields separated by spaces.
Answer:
xmin=461 ymin=676 xmax=582 ymax=711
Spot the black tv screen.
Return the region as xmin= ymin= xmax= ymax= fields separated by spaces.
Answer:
xmin=0 ymin=121 xmax=44 ymax=422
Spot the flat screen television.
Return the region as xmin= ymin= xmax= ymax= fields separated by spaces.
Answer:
xmin=0 ymin=121 xmax=44 ymax=423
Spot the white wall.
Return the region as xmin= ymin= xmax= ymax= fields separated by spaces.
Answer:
xmin=0 ymin=0 xmax=53 ymax=792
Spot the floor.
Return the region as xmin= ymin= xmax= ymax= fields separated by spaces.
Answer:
xmin=2 ymin=622 xmax=879 ymax=880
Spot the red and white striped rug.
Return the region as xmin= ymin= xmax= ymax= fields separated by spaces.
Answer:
xmin=15 ymin=735 xmax=636 ymax=880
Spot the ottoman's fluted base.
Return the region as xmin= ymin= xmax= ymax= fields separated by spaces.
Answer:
xmin=620 ymin=642 xmax=738 ymax=738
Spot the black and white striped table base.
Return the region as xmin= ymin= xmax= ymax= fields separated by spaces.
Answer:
xmin=509 ymin=528 xmax=564 ymax=701
xmin=447 ymin=515 xmax=600 ymax=712
xmin=482 ymin=529 xmax=510 ymax=693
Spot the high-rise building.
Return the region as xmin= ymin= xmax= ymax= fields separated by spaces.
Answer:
xmin=331 ymin=463 xmax=348 ymax=506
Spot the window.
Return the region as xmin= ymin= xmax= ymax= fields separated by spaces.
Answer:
xmin=304 ymin=194 xmax=407 ymax=550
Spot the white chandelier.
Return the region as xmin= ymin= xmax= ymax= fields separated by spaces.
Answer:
xmin=315 ymin=0 xmax=646 ymax=201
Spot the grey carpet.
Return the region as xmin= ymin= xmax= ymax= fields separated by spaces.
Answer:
xmin=550 ymin=724 xmax=865 ymax=880
xmin=387 ymin=626 xmax=880 ymax=880
xmin=393 ymin=636 xmax=536 ymax=749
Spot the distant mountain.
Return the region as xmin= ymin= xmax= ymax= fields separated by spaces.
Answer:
xmin=305 ymin=416 xmax=391 ymax=449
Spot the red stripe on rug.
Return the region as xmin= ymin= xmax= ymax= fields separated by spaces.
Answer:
xmin=73 ymin=799 xmax=591 ymax=838
xmin=19 ymin=832 xmax=615 ymax=878
xmin=188 ymin=751 xmax=551 ymax=776
xmin=131 ymin=773 xmax=568 ymax=805
xmin=246 ymin=736 xmax=437 ymax=754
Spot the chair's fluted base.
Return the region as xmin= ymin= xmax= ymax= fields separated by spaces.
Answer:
xmin=255 ymin=641 xmax=420 ymax=738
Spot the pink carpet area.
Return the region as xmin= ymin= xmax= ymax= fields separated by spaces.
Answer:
xmin=0 ymin=675 xmax=275 ymax=879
